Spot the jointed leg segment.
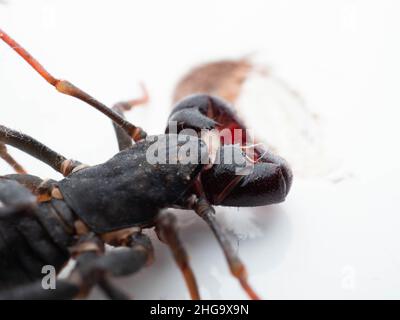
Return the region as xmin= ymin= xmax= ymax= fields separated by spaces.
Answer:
xmin=112 ymin=83 xmax=149 ymax=151
xmin=191 ymin=196 xmax=260 ymax=300
xmin=156 ymin=211 xmax=200 ymax=300
xmin=0 ymin=143 xmax=26 ymax=174
xmin=0 ymin=124 xmax=82 ymax=176
xmin=65 ymin=231 xmax=154 ymax=299
xmin=0 ymin=28 xmax=147 ymax=142
xmin=0 ymin=230 xmax=154 ymax=299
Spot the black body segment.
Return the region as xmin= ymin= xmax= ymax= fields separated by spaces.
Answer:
xmin=0 ymin=179 xmax=75 ymax=290
xmin=0 ymin=178 xmax=36 ymax=207
xmin=59 ymin=134 xmax=208 ymax=233
xmin=167 ymin=94 xmax=241 ymax=132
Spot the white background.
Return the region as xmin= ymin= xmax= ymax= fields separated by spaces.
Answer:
xmin=1 ymin=0 xmax=400 ymax=299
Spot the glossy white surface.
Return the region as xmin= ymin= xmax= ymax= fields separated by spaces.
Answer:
xmin=1 ymin=0 xmax=399 ymax=299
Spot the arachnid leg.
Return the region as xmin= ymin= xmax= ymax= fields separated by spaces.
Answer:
xmin=68 ymin=231 xmax=154 ymax=299
xmin=0 ymin=124 xmax=83 ymax=176
xmin=112 ymin=83 xmax=149 ymax=151
xmin=191 ymin=196 xmax=260 ymax=300
xmin=0 ymin=178 xmax=36 ymax=220
xmin=68 ymin=240 xmax=128 ymax=300
xmin=0 ymin=231 xmax=154 ymax=300
xmin=2 ymin=174 xmax=43 ymax=193
xmin=0 ymin=143 xmax=26 ymax=174
xmin=0 ymin=249 xmax=121 ymax=300
xmin=0 ymin=29 xmax=146 ymax=142
xmin=97 ymin=278 xmax=131 ymax=300
xmin=0 ymin=279 xmax=80 ymax=300
xmin=155 ymin=211 xmax=200 ymax=300
xmin=1 ymin=174 xmax=62 ymax=203
xmin=0 ymin=253 xmax=129 ymax=300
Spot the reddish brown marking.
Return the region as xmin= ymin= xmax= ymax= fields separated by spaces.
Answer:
xmin=124 ymin=82 xmax=149 ymax=109
xmin=239 ymin=278 xmax=261 ymax=300
xmin=0 ymin=29 xmax=58 ymax=85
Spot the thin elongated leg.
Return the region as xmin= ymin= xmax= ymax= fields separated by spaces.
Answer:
xmin=97 ymin=278 xmax=130 ymax=300
xmin=155 ymin=211 xmax=200 ymax=300
xmin=0 ymin=124 xmax=82 ymax=176
xmin=191 ymin=196 xmax=260 ymax=300
xmin=0 ymin=143 xmax=26 ymax=174
xmin=68 ymin=250 xmax=129 ymax=299
xmin=112 ymin=83 xmax=149 ymax=151
xmin=0 ymin=279 xmax=80 ymax=300
xmin=0 ymin=29 xmax=146 ymax=142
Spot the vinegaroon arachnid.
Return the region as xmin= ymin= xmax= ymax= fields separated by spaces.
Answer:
xmin=0 ymin=29 xmax=292 ymax=300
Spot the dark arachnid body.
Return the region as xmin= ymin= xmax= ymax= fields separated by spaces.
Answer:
xmin=0 ymin=135 xmax=206 ymax=298
xmin=0 ymin=29 xmax=292 ymax=300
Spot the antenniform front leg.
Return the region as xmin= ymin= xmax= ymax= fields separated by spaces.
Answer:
xmin=0 ymin=29 xmax=146 ymax=142
xmin=0 ymin=124 xmax=83 ymax=176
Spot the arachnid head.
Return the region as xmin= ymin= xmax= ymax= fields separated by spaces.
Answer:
xmin=168 ymin=94 xmax=293 ymax=208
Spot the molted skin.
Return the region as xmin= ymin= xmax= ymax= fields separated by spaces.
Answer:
xmin=59 ymin=134 xmax=208 ymax=233
xmin=168 ymin=94 xmax=293 ymax=206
